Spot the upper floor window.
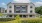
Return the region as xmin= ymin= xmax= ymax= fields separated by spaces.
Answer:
xmin=21 ymin=9 xmax=26 ymax=11
xmin=16 ymin=10 xmax=20 ymax=13
xmin=14 ymin=5 xmax=27 ymax=13
xmin=14 ymin=5 xmax=20 ymax=9
xmin=22 ymin=7 xmax=26 ymax=9
xmin=9 ymin=6 xmax=12 ymax=8
xmin=16 ymin=7 xmax=20 ymax=9
xmin=9 ymin=10 xmax=12 ymax=13
xmin=22 ymin=6 xmax=27 ymax=7
xmin=30 ymin=6 xmax=32 ymax=8
xmin=21 ymin=9 xmax=27 ymax=13
xmin=22 ymin=6 xmax=27 ymax=9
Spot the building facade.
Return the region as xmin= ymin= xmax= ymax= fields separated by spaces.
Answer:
xmin=0 ymin=7 xmax=6 ymax=18
xmin=0 ymin=7 xmax=5 ymax=13
xmin=5 ymin=2 xmax=36 ymax=18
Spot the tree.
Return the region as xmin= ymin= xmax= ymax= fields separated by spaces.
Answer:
xmin=14 ymin=14 xmax=21 ymax=23
xmin=35 ymin=6 xmax=42 ymax=15
xmin=15 ymin=14 xmax=20 ymax=20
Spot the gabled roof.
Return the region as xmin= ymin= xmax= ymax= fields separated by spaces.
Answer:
xmin=7 ymin=2 xmax=35 ymax=6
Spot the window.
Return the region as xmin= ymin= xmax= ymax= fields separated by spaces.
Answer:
xmin=16 ymin=7 xmax=20 ymax=9
xmin=14 ymin=5 xmax=20 ymax=13
xmin=9 ymin=10 xmax=12 ymax=13
xmin=21 ymin=10 xmax=26 ymax=13
xmin=29 ymin=15 xmax=32 ymax=17
xmin=21 ymin=6 xmax=27 ymax=13
xmin=22 ymin=6 xmax=27 ymax=7
xmin=16 ymin=6 xmax=20 ymax=7
xmin=9 ymin=6 xmax=12 ymax=8
xmin=9 ymin=15 xmax=12 ymax=17
xmin=21 ymin=9 xmax=26 ymax=11
xmin=14 ymin=5 xmax=20 ymax=9
xmin=30 ymin=6 xmax=32 ymax=8
xmin=22 ymin=7 xmax=25 ymax=9
xmin=30 ymin=10 xmax=32 ymax=13
xmin=16 ymin=10 xmax=20 ymax=13
xmin=14 ymin=5 xmax=27 ymax=13
xmin=22 ymin=6 xmax=27 ymax=9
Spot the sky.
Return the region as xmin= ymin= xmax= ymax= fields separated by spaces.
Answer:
xmin=0 ymin=0 xmax=42 ymax=9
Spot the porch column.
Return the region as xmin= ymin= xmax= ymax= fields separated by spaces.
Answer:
xmin=26 ymin=15 xmax=28 ymax=18
xmin=22 ymin=15 xmax=23 ymax=18
xmin=12 ymin=14 xmax=14 ymax=18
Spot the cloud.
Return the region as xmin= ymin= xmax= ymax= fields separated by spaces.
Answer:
xmin=40 ymin=0 xmax=42 ymax=1
xmin=1 ymin=3 xmax=7 ymax=9
xmin=13 ymin=0 xmax=42 ymax=7
xmin=2 ymin=3 xmax=6 ymax=5
xmin=34 ymin=2 xmax=42 ymax=7
xmin=13 ymin=0 xmax=31 ymax=3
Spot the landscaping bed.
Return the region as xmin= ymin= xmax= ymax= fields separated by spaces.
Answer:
xmin=0 ymin=18 xmax=42 ymax=23
xmin=0 ymin=18 xmax=15 ymax=21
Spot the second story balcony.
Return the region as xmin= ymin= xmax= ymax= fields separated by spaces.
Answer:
xmin=14 ymin=5 xmax=27 ymax=13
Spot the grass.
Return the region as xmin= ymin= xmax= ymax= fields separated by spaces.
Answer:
xmin=0 ymin=18 xmax=42 ymax=23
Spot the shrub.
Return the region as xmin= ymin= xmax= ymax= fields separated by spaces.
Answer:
xmin=14 ymin=14 xmax=21 ymax=23
xmin=21 ymin=20 xmax=39 ymax=23
xmin=40 ymin=16 xmax=42 ymax=18
xmin=0 ymin=18 xmax=15 ymax=21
